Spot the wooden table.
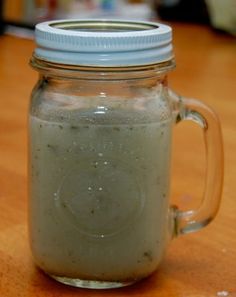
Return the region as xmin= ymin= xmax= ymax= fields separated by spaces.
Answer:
xmin=0 ymin=22 xmax=235 ymax=297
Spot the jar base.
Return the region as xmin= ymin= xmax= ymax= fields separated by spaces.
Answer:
xmin=49 ymin=274 xmax=135 ymax=289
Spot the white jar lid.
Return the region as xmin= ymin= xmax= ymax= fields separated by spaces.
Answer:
xmin=35 ymin=19 xmax=173 ymax=67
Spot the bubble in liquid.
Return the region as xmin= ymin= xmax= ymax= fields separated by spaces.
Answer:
xmin=53 ymin=192 xmax=59 ymax=201
xmin=93 ymin=161 xmax=98 ymax=168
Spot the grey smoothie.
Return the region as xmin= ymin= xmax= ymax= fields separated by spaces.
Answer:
xmin=29 ymin=100 xmax=172 ymax=282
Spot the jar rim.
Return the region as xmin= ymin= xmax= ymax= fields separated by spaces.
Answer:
xmin=49 ymin=19 xmax=159 ymax=33
xmin=30 ymin=54 xmax=175 ymax=80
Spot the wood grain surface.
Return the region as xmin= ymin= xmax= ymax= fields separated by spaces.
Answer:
xmin=0 ymin=22 xmax=235 ymax=297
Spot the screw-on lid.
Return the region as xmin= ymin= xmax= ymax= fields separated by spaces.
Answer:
xmin=35 ymin=19 xmax=173 ymax=67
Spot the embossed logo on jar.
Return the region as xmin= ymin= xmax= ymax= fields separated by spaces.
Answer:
xmin=55 ymin=158 xmax=144 ymax=237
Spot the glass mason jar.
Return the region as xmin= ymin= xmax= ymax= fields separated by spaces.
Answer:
xmin=29 ymin=20 xmax=223 ymax=289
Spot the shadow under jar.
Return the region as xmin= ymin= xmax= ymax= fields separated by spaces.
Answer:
xmin=28 ymin=20 xmax=223 ymax=289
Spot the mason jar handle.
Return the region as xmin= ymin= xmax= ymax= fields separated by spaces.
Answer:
xmin=169 ymin=90 xmax=224 ymax=236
